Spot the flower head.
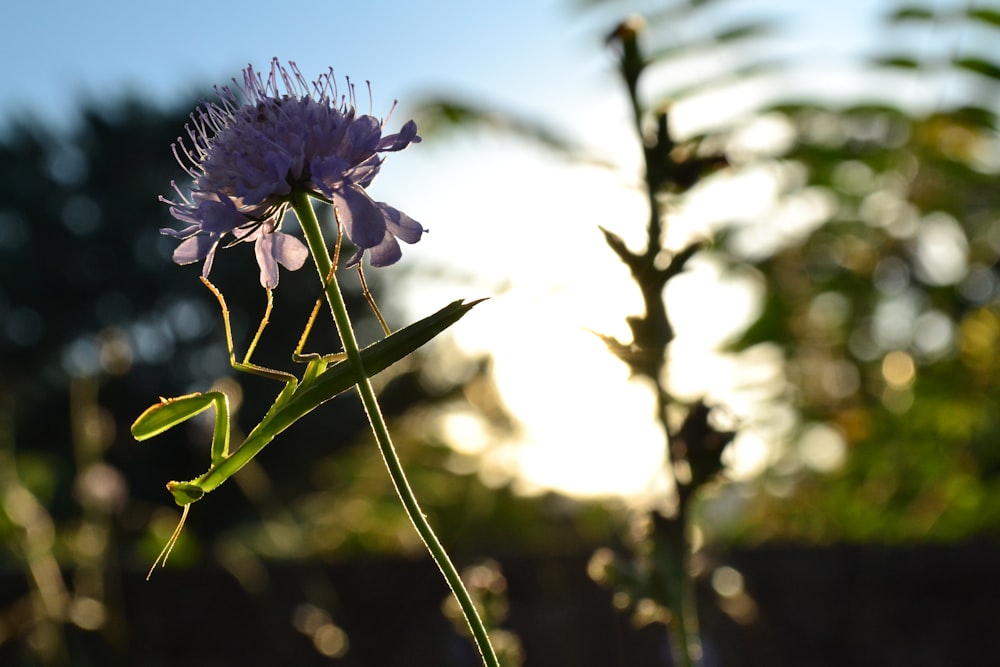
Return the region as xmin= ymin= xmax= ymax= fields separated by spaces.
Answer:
xmin=161 ymin=58 xmax=424 ymax=287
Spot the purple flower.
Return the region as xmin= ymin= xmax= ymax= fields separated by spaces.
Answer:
xmin=160 ymin=58 xmax=425 ymax=288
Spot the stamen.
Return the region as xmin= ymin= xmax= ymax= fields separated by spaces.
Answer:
xmin=171 ymin=142 xmax=199 ymax=178
xmin=384 ymin=100 xmax=399 ymax=126
xmin=345 ymin=76 xmax=357 ymax=111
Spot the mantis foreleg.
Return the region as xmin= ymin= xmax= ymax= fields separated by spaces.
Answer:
xmin=131 ymin=390 xmax=230 ymax=579
xmin=135 ymin=278 xmax=300 ymax=577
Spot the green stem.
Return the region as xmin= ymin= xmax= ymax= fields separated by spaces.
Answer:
xmin=291 ymin=191 xmax=499 ymax=667
xmin=660 ymin=515 xmax=699 ymax=667
xmin=617 ymin=22 xmax=701 ymax=667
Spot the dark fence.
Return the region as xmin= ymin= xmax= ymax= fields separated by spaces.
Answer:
xmin=1 ymin=542 xmax=997 ymax=666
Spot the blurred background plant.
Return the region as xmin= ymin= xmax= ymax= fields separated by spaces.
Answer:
xmin=415 ymin=0 xmax=1000 ymax=664
xmin=2 ymin=0 xmax=1000 ymax=665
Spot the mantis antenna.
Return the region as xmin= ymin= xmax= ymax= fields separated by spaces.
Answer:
xmin=146 ymin=504 xmax=190 ymax=580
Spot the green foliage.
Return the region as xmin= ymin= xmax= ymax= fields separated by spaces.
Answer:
xmin=953 ymin=56 xmax=1000 ymax=81
xmin=968 ymin=7 xmax=1000 ymax=26
xmin=720 ymin=2 xmax=1000 ymax=542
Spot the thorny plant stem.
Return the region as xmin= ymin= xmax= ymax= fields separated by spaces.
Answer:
xmin=291 ymin=191 xmax=500 ymax=667
xmin=616 ymin=22 xmax=702 ymax=667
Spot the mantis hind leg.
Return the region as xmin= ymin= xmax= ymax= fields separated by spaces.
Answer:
xmin=201 ymin=276 xmax=297 ymax=383
xmin=294 ymin=247 xmax=393 ymax=363
xmin=357 ymin=263 xmax=391 ymax=336
xmin=293 ymin=260 xmax=348 ymax=364
xmin=294 ymin=223 xmax=348 ymax=364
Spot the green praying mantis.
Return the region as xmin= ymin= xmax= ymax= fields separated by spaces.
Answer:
xmin=131 ymin=249 xmax=481 ymax=578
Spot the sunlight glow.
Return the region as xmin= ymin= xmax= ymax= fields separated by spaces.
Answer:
xmin=487 ymin=293 xmax=667 ymax=498
xmin=385 ymin=125 xmax=786 ymax=499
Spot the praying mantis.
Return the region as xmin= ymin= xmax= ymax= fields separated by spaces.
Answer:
xmin=131 ymin=257 xmax=481 ymax=578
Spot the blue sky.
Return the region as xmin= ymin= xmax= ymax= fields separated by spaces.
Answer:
xmin=1 ymin=0 xmax=601 ymax=132
xmin=1 ymin=0 xmax=891 ymax=135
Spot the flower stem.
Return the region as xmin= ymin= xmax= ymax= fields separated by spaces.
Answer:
xmin=291 ymin=191 xmax=500 ymax=667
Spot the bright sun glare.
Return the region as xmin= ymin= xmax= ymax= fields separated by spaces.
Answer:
xmin=388 ymin=111 xmax=798 ymax=500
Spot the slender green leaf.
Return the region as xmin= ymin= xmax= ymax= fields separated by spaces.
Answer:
xmin=871 ymin=56 xmax=921 ymax=69
xmin=949 ymin=105 xmax=998 ymax=130
xmin=967 ymin=8 xmax=1000 ymax=28
xmin=885 ymin=6 xmax=936 ymax=22
xmin=290 ymin=298 xmax=486 ymax=413
xmin=953 ymin=57 xmax=1000 ymax=81
xmin=715 ymin=21 xmax=773 ymax=42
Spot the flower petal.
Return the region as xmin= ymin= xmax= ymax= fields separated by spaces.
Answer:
xmin=173 ymin=235 xmax=217 ymax=265
xmin=377 ymin=120 xmax=421 ymax=151
xmin=332 ymin=186 xmax=386 ymax=249
xmin=254 ymin=232 xmax=281 ymax=289
xmin=367 ymin=230 xmax=402 ymax=267
xmin=198 ymin=195 xmax=249 ymax=234
xmin=238 ymin=150 xmax=294 ymax=204
xmin=343 ymin=115 xmax=382 ymax=162
xmin=271 ymin=231 xmax=309 ymax=271
xmin=345 ymin=247 xmax=365 ymax=267
xmin=378 ymin=204 xmax=425 ymax=244
xmin=161 ymin=61 xmax=424 ymax=282
xmin=311 ymin=154 xmax=352 ymax=194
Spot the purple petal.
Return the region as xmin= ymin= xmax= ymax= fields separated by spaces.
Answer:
xmin=250 ymin=225 xmax=309 ymax=288
xmin=201 ymin=244 xmax=219 ymax=277
xmin=343 ymin=116 xmax=382 ymax=160
xmin=311 ymin=154 xmax=352 ymax=195
xmin=238 ymin=151 xmax=294 ymax=203
xmin=254 ymin=233 xmax=281 ymax=288
xmin=198 ymin=195 xmax=249 ymax=234
xmin=367 ymin=230 xmax=402 ymax=267
xmin=345 ymin=247 xmax=365 ymax=267
xmin=331 ymin=186 xmax=386 ymax=249
xmin=377 ymin=120 xmax=421 ymax=151
xmin=348 ymin=158 xmax=382 ymax=189
xmin=271 ymin=231 xmax=309 ymax=270
xmin=173 ymin=235 xmax=217 ymax=265
xmin=168 ymin=206 xmax=200 ymax=226
xmin=378 ymin=204 xmax=424 ymax=244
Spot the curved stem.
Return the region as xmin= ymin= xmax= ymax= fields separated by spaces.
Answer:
xmin=290 ymin=192 xmax=499 ymax=667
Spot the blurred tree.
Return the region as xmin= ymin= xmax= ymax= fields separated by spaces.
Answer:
xmin=725 ymin=0 xmax=1000 ymax=541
